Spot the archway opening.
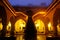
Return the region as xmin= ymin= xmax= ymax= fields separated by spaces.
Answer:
xmin=15 ymin=19 xmax=26 ymax=33
xmin=34 ymin=19 xmax=45 ymax=34
xmin=6 ymin=21 xmax=11 ymax=31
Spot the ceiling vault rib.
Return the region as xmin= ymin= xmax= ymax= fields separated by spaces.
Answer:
xmin=45 ymin=0 xmax=60 ymax=16
xmin=3 ymin=0 xmax=16 ymax=16
xmin=46 ymin=0 xmax=57 ymax=11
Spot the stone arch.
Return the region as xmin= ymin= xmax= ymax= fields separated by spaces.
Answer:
xmin=10 ymin=12 xmax=27 ymax=36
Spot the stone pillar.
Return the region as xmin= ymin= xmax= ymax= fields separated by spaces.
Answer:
xmin=10 ymin=16 xmax=15 ymax=37
xmin=0 ymin=6 xmax=7 ymax=37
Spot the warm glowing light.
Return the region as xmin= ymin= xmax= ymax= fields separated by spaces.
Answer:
xmin=0 ymin=23 xmax=3 ymax=30
xmin=57 ymin=24 xmax=60 ymax=33
xmin=7 ymin=21 xmax=11 ymax=31
xmin=32 ymin=11 xmax=46 ymax=19
xmin=47 ymin=35 xmax=52 ymax=37
xmin=48 ymin=22 xmax=51 ymax=28
xmin=38 ymin=12 xmax=46 ymax=14
xmin=48 ymin=22 xmax=52 ymax=31
xmin=15 ymin=19 xmax=26 ymax=32
xmin=35 ymin=11 xmax=46 ymax=15
xmin=8 ymin=22 xmax=11 ymax=27
xmin=34 ymin=19 xmax=45 ymax=33
xmin=37 ymin=35 xmax=40 ymax=39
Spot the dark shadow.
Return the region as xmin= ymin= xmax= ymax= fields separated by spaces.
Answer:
xmin=0 ymin=6 xmax=16 ymax=40
xmin=0 ymin=37 xmax=16 ymax=40
xmin=0 ymin=6 xmax=7 ymax=37
xmin=10 ymin=16 xmax=16 ymax=37
xmin=53 ymin=8 xmax=60 ymax=36
xmin=46 ymin=37 xmax=60 ymax=40
xmin=24 ymin=10 xmax=37 ymax=40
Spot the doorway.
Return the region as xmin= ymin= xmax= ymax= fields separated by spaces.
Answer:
xmin=34 ymin=19 xmax=45 ymax=34
xmin=15 ymin=19 xmax=26 ymax=34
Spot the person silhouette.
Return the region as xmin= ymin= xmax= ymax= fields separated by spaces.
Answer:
xmin=24 ymin=10 xmax=37 ymax=40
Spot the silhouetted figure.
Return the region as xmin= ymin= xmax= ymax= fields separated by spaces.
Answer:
xmin=53 ymin=8 xmax=60 ymax=36
xmin=24 ymin=10 xmax=37 ymax=40
xmin=0 ymin=6 xmax=7 ymax=37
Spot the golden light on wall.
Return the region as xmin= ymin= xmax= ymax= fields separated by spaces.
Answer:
xmin=57 ymin=24 xmax=60 ymax=34
xmin=34 ymin=19 xmax=45 ymax=33
xmin=0 ymin=23 xmax=3 ymax=30
xmin=32 ymin=11 xmax=46 ymax=19
xmin=48 ymin=22 xmax=53 ymax=31
xmin=6 ymin=21 xmax=11 ymax=31
xmin=37 ymin=11 xmax=46 ymax=15
xmin=15 ymin=19 xmax=26 ymax=32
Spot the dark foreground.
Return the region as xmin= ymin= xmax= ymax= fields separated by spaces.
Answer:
xmin=0 ymin=35 xmax=60 ymax=40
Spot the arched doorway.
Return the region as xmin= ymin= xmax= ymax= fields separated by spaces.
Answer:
xmin=15 ymin=19 xmax=26 ymax=34
xmin=9 ymin=12 xmax=28 ymax=36
xmin=34 ymin=19 xmax=45 ymax=34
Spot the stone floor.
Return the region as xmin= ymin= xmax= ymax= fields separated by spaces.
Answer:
xmin=16 ymin=35 xmax=46 ymax=40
